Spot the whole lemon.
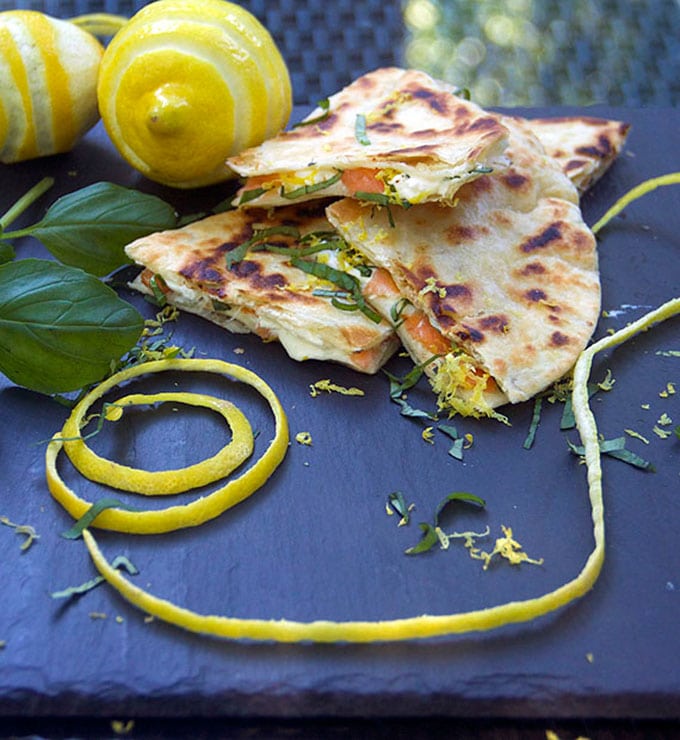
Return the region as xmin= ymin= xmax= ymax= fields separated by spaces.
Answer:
xmin=0 ymin=10 xmax=103 ymax=163
xmin=97 ymin=0 xmax=292 ymax=189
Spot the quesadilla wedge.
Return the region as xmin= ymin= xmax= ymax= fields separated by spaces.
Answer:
xmin=520 ymin=115 xmax=631 ymax=194
xmin=124 ymin=203 xmax=399 ymax=374
xmin=227 ymin=67 xmax=510 ymax=209
xmin=326 ymin=116 xmax=600 ymax=409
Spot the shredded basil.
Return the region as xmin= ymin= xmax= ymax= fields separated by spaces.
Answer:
xmin=386 ymin=377 xmax=436 ymax=420
xmin=279 ymin=169 xmax=343 ymax=200
xmin=51 ymin=555 xmax=138 ymax=599
xmin=390 ymin=297 xmax=411 ymax=328
xmin=355 ymin=113 xmax=371 ymax=145
xmin=61 ymin=498 xmax=141 ymax=539
xmin=289 ymin=257 xmax=382 ymax=324
xmin=438 ymin=423 xmax=469 ymax=460
xmin=435 ymin=492 xmax=486 ymax=525
xmin=236 ymin=186 xmax=267 ymax=206
xmin=211 ymin=299 xmax=232 ymax=312
xmin=405 ymin=492 xmax=485 ymax=555
xmin=226 ymin=225 xmax=302 ymax=268
xmin=568 ymin=436 xmax=655 ymax=471
xmin=405 ymin=523 xmax=439 ymax=555
xmin=387 ymin=491 xmax=411 ymax=525
xmin=292 ymin=98 xmax=331 ymax=128
xmin=148 ymin=274 xmax=168 ymax=307
xmin=523 ymin=397 xmax=543 ymax=449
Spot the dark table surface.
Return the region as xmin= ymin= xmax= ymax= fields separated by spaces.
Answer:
xmin=1 ymin=106 xmax=679 ymax=739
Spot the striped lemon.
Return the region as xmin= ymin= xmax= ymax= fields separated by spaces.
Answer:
xmin=0 ymin=10 xmax=103 ymax=163
xmin=97 ymin=0 xmax=292 ymax=189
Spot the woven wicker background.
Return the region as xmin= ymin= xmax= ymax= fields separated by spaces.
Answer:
xmin=2 ymin=0 xmax=678 ymax=107
xmin=403 ymin=0 xmax=680 ymax=108
xmin=0 ymin=0 xmax=405 ymax=106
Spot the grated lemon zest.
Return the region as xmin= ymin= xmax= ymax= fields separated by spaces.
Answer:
xmin=309 ymin=379 xmax=365 ymax=397
xmin=430 ymin=352 xmax=508 ymax=422
xmin=295 ymin=431 xmax=313 ymax=446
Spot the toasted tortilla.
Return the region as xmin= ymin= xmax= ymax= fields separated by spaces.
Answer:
xmin=326 ymin=117 xmax=600 ymax=406
xmin=124 ymin=203 xmax=399 ymax=374
xmin=521 ymin=115 xmax=631 ymax=193
xmin=227 ymin=67 xmax=510 ymax=208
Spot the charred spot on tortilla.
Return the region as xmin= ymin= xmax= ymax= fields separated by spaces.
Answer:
xmin=406 ymin=84 xmax=453 ymax=114
xmin=525 ymin=288 xmax=548 ymax=302
xmin=479 ymin=315 xmax=510 ymax=334
xmin=565 ymin=158 xmax=589 ymax=173
xmin=503 ymin=172 xmax=530 ymax=190
xmin=520 ymin=223 xmax=563 ymax=253
xmin=551 ymin=331 xmax=571 ymax=347
xmin=457 ymin=325 xmax=485 ymax=343
xmin=519 ymin=261 xmax=547 ymax=276
xmin=444 ymin=224 xmax=486 ymax=243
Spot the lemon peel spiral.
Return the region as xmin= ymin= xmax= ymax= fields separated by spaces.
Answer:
xmin=46 ymin=358 xmax=289 ymax=535
xmin=61 ymin=391 xmax=254 ymax=495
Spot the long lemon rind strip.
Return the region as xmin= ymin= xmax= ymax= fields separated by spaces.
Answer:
xmin=79 ymin=297 xmax=680 ymax=642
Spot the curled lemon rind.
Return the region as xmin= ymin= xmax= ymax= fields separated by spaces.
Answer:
xmin=46 ymin=358 xmax=289 ymax=535
xmin=62 ymin=391 xmax=254 ymax=495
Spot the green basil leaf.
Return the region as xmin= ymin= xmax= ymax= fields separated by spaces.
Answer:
xmin=0 ymin=259 xmax=144 ymax=394
xmin=19 ymin=182 xmax=177 ymax=276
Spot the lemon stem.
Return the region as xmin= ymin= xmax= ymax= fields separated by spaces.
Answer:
xmin=0 ymin=177 xmax=54 ymax=233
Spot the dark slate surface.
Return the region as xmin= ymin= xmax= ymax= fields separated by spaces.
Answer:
xmin=0 ymin=107 xmax=679 ymax=722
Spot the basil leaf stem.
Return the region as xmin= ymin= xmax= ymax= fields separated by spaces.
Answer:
xmin=2 ymin=182 xmax=177 ymax=276
xmin=0 ymin=176 xmax=54 ymax=232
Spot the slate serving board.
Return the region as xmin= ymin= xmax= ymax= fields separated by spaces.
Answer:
xmin=0 ymin=107 xmax=678 ymax=721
